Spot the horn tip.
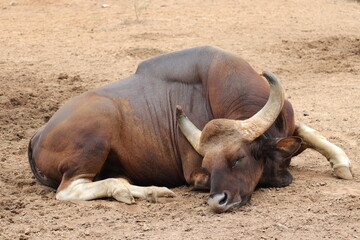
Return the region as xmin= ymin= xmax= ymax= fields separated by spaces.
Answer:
xmin=261 ymin=70 xmax=279 ymax=86
xmin=176 ymin=105 xmax=186 ymax=119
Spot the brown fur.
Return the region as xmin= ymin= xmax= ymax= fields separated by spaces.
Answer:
xmin=29 ymin=46 xmax=302 ymax=212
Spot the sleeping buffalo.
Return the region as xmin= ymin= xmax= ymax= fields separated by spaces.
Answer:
xmin=28 ymin=46 xmax=352 ymax=213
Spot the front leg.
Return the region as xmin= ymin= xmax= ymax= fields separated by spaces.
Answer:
xmin=123 ymin=180 xmax=176 ymax=203
xmin=56 ymin=178 xmax=175 ymax=204
xmin=294 ymin=123 xmax=353 ymax=180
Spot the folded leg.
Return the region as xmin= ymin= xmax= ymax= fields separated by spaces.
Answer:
xmin=123 ymin=180 xmax=176 ymax=203
xmin=56 ymin=178 xmax=175 ymax=204
xmin=294 ymin=123 xmax=352 ymax=179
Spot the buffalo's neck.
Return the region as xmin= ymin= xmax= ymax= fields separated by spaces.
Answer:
xmin=203 ymin=55 xmax=295 ymax=139
xmin=204 ymin=53 xmax=269 ymax=120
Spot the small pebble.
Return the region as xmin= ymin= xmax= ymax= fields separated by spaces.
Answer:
xmin=101 ymin=4 xmax=110 ymax=8
xmin=276 ymin=223 xmax=289 ymax=231
xmin=58 ymin=73 xmax=69 ymax=80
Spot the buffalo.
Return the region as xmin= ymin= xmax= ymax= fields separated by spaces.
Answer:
xmin=28 ymin=46 xmax=352 ymax=213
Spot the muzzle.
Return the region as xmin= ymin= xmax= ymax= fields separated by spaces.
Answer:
xmin=207 ymin=191 xmax=242 ymax=213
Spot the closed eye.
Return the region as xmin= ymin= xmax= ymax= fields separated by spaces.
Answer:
xmin=232 ymin=156 xmax=244 ymax=168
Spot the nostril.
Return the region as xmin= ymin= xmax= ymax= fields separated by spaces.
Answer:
xmin=208 ymin=192 xmax=231 ymax=213
xmin=208 ymin=192 xmax=229 ymax=206
xmin=219 ymin=192 xmax=228 ymax=206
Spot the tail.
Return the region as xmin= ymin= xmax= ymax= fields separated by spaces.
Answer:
xmin=28 ymin=135 xmax=59 ymax=189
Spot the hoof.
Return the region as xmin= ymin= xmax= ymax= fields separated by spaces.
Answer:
xmin=113 ymin=190 xmax=135 ymax=204
xmin=146 ymin=187 xmax=176 ymax=203
xmin=333 ymin=166 xmax=353 ymax=180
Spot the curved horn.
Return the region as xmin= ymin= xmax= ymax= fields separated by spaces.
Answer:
xmin=176 ymin=105 xmax=203 ymax=155
xmin=238 ymin=71 xmax=285 ymax=142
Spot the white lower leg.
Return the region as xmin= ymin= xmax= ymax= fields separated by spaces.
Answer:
xmin=296 ymin=123 xmax=352 ymax=179
xmin=126 ymin=184 xmax=176 ymax=203
xmin=114 ymin=178 xmax=176 ymax=203
xmin=56 ymin=178 xmax=135 ymax=204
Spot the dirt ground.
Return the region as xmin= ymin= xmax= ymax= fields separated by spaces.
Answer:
xmin=1 ymin=0 xmax=360 ymax=239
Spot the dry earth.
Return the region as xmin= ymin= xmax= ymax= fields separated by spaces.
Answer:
xmin=1 ymin=0 xmax=360 ymax=239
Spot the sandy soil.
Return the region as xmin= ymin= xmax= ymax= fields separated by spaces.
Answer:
xmin=1 ymin=0 xmax=360 ymax=239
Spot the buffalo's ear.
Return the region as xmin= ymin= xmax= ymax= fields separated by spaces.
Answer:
xmin=273 ymin=136 xmax=302 ymax=159
xmin=190 ymin=167 xmax=210 ymax=190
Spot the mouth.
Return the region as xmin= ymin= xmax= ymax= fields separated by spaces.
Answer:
xmin=227 ymin=195 xmax=251 ymax=210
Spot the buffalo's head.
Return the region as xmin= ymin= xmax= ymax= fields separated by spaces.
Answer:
xmin=177 ymin=71 xmax=301 ymax=213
